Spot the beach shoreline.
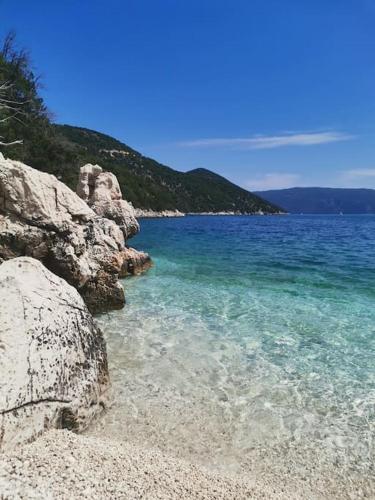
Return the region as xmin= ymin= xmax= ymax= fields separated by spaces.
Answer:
xmin=0 ymin=430 xmax=252 ymax=500
xmin=0 ymin=429 xmax=372 ymax=500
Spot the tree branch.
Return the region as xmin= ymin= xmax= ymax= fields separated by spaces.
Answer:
xmin=0 ymin=139 xmax=23 ymax=146
xmin=0 ymin=80 xmax=25 ymax=146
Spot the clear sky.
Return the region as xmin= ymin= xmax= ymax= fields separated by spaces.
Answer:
xmin=1 ymin=0 xmax=374 ymax=190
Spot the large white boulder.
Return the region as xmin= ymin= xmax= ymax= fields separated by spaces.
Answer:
xmin=0 ymin=257 xmax=110 ymax=450
xmin=0 ymin=154 xmax=94 ymax=230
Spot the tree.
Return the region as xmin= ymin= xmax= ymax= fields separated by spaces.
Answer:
xmin=0 ymin=31 xmax=50 ymax=156
xmin=0 ymin=32 xmax=81 ymax=182
xmin=0 ymin=82 xmax=24 ymax=146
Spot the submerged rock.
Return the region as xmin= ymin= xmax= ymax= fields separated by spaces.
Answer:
xmin=0 ymin=155 xmax=128 ymax=312
xmin=0 ymin=257 xmax=110 ymax=450
xmin=77 ymin=164 xmax=139 ymax=240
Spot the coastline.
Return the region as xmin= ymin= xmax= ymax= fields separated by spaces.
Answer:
xmin=135 ymin=209 xmax=286 ymax=218
xmin=134 ymin=209 xmax=186 ymax=218
xmin=87 ymin=214 xmax=374 ymax=499
xmin=0 ymin=158 xmax=373 ymax=499
xmin=0 ymin=8 xmax=371 ymax=498
xmin=0 ymin=431 xmax=252 ymax=500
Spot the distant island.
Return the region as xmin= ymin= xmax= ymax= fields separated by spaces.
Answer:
xmin=255 ymin=187 xmax=375 ymax=214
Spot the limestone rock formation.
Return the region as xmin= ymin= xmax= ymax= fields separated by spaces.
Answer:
xmin=76 ymin=163 xmax=151 ymax=278
xmin=0 ymin=257 xmax=110 ymax=450
xmin=0 ymin=154 xmax=126 ymax=312
xmin=77 ymin=164 xmax=139 ymax=240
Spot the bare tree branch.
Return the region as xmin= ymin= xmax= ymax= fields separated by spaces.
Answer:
xmin=0 ymin=80 xmax=25 ymax=147
xmin=0 ymin=139 xmax=23 ymax=146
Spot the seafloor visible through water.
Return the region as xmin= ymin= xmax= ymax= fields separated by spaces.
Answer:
xmin=90 ymin=215 xmax=374 ymax=492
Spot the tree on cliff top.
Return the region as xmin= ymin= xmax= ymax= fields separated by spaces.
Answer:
xmin=0 ymin=82 xmax=24 ymax=146
xmin=0 ymin=32 xmax=49 ymax=150
xmin=0 ymin=32 xmax=79 ymax=177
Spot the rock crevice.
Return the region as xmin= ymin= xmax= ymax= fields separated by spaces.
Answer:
xmin=1 ymin=398 xmax=72 ymax=416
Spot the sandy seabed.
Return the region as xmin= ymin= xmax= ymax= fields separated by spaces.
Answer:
xmin=0 ymin=429 xmax=373 ymax=500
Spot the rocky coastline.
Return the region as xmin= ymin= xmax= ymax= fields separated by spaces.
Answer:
xmin=0 ymin=155 xmax=372 ymax=499
xmin=135 ymin=209 xmax=286 ymax=218
xmin=134 ymin=208 xmax=185 ymax=218
xmin=0 ymin=154 xmax=257 ymax=499
xmin=0 ymin=154 xmax=151 ymax=447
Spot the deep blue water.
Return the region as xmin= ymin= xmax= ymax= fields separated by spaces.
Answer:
xmin=95 ymin=215 xmax=375 ymax=472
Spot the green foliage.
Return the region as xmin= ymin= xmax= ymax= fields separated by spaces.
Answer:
xmin=0 ymin=33 xmax=281 ymax=214
xmin=0 ymin=32 xmax=49 ymax=153
xmin=0 ymin=32 xmax=79 ymax=176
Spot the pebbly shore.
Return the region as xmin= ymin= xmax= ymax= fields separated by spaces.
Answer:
xmin=0 ymin=431 xmax=253 ymax=500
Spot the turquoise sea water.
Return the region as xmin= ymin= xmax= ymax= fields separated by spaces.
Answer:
xmin=94 ymin=215 xmax=374 ymax=478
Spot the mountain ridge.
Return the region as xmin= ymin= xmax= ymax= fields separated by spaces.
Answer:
xmin=45 ymin=124 xmax=282 ymax=214
xmin=256 ymin=187 xmax=375 ymax=214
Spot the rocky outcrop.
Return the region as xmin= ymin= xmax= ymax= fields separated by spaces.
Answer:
xmin=77 ymin=164 xmax=139 ymax=240
xmin=119 ymin=247 xmax=152 ymax=278
xmin=0 ymin=154 xmax=128 ymax=312
xmin=76 ymin=163 xmax=152 ymax=277
xmin=0 ymin=257 xmax=110 ymax=450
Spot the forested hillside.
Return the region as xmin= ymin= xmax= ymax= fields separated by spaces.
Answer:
xmin=51 ymin=125 xmax=281 ymax=213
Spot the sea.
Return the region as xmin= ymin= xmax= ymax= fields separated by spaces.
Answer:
xmin=91 ymin=215 xmax=374 ymax=488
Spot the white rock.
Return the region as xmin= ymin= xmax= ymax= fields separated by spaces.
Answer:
xmin=76 ymin=164 xmax=103 ymax=202
xmin=77 ymin=165 xmax=139 ymax=240
xmin=119 ymin=246 xmax=152 ymax=277
xmin=0 ymin=156 xmax=127 ymax=312
xmin=0 ymin=257 xmax=110 ymax=450
xmin=0 ymin=156 xmax=94 ymax=230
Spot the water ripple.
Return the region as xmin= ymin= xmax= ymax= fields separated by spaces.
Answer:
xmin=91 ymin=215 xmax=375 ymax=481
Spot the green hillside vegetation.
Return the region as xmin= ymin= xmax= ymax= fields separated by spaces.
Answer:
xmin=0 ymin=34 xmax=281 ymax=214
xmin=51 ymin=124 xmax=281 ymax=213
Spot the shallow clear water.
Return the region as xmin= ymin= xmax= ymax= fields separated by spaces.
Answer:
xmin=93 ymin=215 xmax=375 ymax=477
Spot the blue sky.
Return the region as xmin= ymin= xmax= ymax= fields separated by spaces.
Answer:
xmin=1 ymin=0 xmax=374 ymax=190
